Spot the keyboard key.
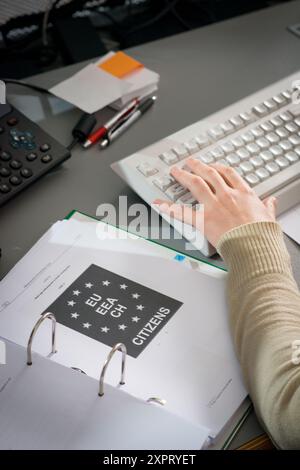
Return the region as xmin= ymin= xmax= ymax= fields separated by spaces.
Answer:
xmin=211 ymin=146 xmax=225 ymax=160
xmin=260 ymin=121 xmax=274 ymax=133
xmin=290 ymin=106 xmax=300 ymax=117
xmin=270 ymin=116 xmax=283 ymax=127
xmin=231 ymin=136 xmax=244 ymax=148
xmin=165 ymin=183 xmax=187 ymax=201
xmin=0 ymin=167 xmax=11 ymax=177
xmin=279 ymin=140 xmax=293 ymax=152
xmin=207 ymin=126 xmax=225 ymax=140
xmin=220 ymin=121 xmax=235 ymax=134
xmin=256 ymin=137 xmax=269 ymax=149
xmin=252 ymin=103 xmax=268 ymax=117
xmin=172 ymin=144 xmax=189 ymax=159
xmin=153 ymin=175 xmax=175 ymax=191
xmin=9 ymin=175 xmax=22 ymax=186
xmin=41 ymin=154 xmax=53 ymax=164
xmin=260 ymin=150 xmax=273 ymax=162
xmin=255 ymin=167 xmax=270 ymax=181
xmin=282 ymin=90 xmax=292 ymax=100
xmin=0 ymin=151 xmax=11 ymax=162
xmin=221 ymin=141 xmax=235 ymax=154
xmin=285 ymin=151 xmax=299 ymax=163
xmin=0 ymin=183 xmax=11 ymax=193
xmin=241 ymin=132 xmax=254 ymax=144
xmin=183 ymin=140 xmax=199 ymax=155
xmin=266 ymin=132 xmax=280 ymax=144
xmin=245 ymin=173 xmax=260 ymax=186
xmin=246 ymin=143 xmax=260 ymax=155
xmin=229 ymin=115 xmax=244 ymax=129
xmin=137 ymin=162 xmax=158 ymax=177
xmin=288 ymin=134 xmax=300 ymax=146
xmin=199 ymin=152 xmax=214 ymax=164
xmin=26 ymin=152 xmax=37 ymax=162
xmin=295 ymin=146 xmax=300 ymax=157
xmin=235 ymin=166 xmax=244 ymax=176
xmin=295 ymin=117 xmax=300 ymax=127
xmin=239 ymin=111 xmax=255 ymax=124
xmin=159 ymin=151 xmax=178 ymax=165
xmin=195 ymin=135 xmax=210 ymax=148
xmin=251 ymin=127 xmax=264 ymax=138
xmin=279 ymin=111 xmax=293 ymax=122
xmin=275 ymin=156 xmax=289 ymax=169
xmin=272 ymin=94 xmax=286 ymax=106
xmin=270 ymin=145 xmax=283 ymax=157
xmin=217 ymin=159 xmax=230 ymax=167
xmin=237 ymin=148 xmax=251 ymax=160
xmin=10 ymin=159 xmax=22 ymax=169
xmin=285 ymin=122 xmax=298 ymax=133
xmin=240 ymin=161 xmax=254 ymax=174
xmin=263 ymin=99 xmax=277 ymax=111
xmin=20 ymin=168 xmax=33 ymax=178
xmin=226 ymin=154 xmax=240 ymax=166
xmin=250 ymin=156 xmax=264 ymax=168
xmin=275 ymin=127 xmax=289 ymax=139
xmin=266 ymin=161 xmax=280 ymax=174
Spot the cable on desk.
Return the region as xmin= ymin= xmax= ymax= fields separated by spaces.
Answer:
xmin=1 ymin=78 xmax=50 ymax=95
xmin=1 ymin=79 xmax=97 ymax=151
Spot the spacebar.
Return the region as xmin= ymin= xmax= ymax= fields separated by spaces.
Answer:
xmin=254 ymin=161 xmax=300 ymax=198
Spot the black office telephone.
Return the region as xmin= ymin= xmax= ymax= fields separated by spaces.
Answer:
xmin=0 ymin=103 xmax=71 ymax=207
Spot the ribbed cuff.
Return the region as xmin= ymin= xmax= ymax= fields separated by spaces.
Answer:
xmin=217 ymin=222 xmax=292 ymax=286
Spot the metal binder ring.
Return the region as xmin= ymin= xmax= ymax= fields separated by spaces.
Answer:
xmin=98 ymin=343 xmax=127 ymax=397
xmin=147 ymin=397 xmax=167 ymax=406
xmin=27 ymin=312 xmax=57 ymax=365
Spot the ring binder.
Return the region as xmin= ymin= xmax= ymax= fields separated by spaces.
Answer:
xmin=98 ymin=342 xmax=126 ymax=397
xmin=27 ymin=312 xmax=57 ymax=365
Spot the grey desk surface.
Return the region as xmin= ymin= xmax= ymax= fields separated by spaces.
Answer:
xmin=1 ymin=0 xmax=300 ymax=449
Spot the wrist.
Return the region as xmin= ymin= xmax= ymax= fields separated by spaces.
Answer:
xmin=217 ymin=221 xmax=292 ymax=285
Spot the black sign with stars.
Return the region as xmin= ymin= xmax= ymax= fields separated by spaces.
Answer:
xmin=43 ymin=264 xmax=183 ymax=358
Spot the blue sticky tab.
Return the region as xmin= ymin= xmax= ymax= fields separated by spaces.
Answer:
xmin=174 ymin=254 xmax=186 ymax=262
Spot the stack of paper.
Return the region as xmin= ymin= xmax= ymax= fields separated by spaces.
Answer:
xmin=50 ymin=51 xmax=159 ymax=113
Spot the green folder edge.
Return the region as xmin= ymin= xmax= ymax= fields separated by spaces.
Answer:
xmin=65 ymin=209 xmax=253 ymax=449
xmin=65 ymin=209 xmax=227 ymax=273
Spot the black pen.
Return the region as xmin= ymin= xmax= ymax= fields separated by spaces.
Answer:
xmin=100 ymin=96 xmax=157 ymax=148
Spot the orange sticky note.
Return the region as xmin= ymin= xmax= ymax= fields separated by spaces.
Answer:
xmin=99 ymin=51 xmax=144 ymax=78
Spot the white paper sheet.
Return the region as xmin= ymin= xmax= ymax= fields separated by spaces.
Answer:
xmin=0 ymin=339 xmax=209 ymax=450
xmin=279 ymin=203 xmax=300 ymax=245
xmin=0 ymin=218 xmax=247 ymax=436
xmin=49 ymin=64 xmax=131 ymax=114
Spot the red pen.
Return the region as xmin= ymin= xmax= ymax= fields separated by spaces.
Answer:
xmin=83 ymin=97 xmax=140 ymax=148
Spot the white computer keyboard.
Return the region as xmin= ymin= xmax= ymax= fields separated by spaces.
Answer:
xmin=112 ymin=70 xmax=300 ymax=257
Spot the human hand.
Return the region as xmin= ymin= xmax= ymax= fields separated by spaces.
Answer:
xmin=153 ymin=158 xmax=277 ymax=248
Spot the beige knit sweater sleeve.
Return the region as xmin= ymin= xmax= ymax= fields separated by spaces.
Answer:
xmin=217 ymin=221 xmax=300 ymax=450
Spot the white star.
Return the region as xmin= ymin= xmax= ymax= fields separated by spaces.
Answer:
xmin=102 ymin=280 xmax=110 ymax=286
xmin=132 ymin=316 xmax=140 ymax=323
xmin=71 ymin=312 xmax=79 ymax=319
xmin=83 ymin=322 xmax=91 ymax=329
xmin=118 ymin=324 xmax=127 ymax=331
xmin=136 ymin=304 xmax=144 ymax=311
xmin=85 ymin=282 xmax=93 ymax=289
xmin=68 ymin=300 xmax=76 ymax=307
xmin=132 ymin=293 xmax=140 ymax=299
xmin=73 ymin=290 xmax=81 ymax=296
xmin=101 ymin=326 xmax=110 ymax=333
xmin=120 ymin=284 xmax=128 ymax=290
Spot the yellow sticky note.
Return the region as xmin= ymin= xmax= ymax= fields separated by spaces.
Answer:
xmin=99 ymin=52 xmax=144 ymax=78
